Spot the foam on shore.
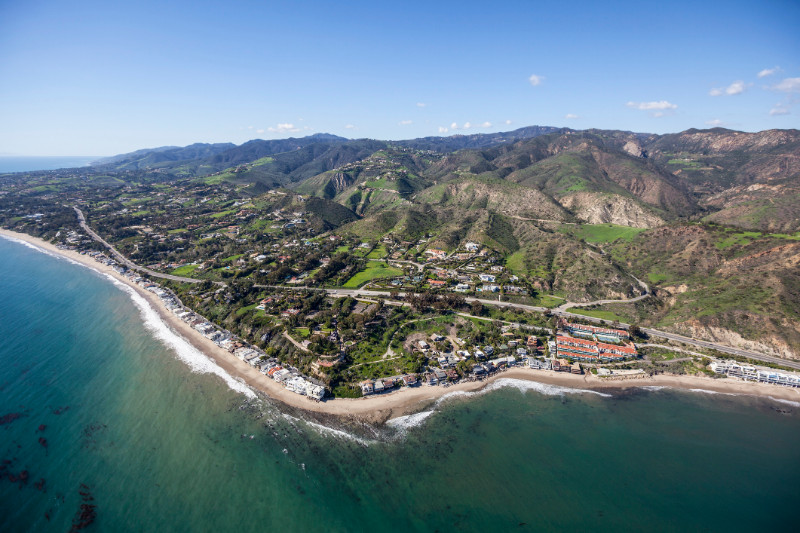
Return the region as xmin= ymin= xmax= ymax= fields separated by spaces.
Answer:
xmin=687 ymin=388 xmax=738 ymax=396
xmin=767 ymin=397 xmax=800 ymax=408
xmin=106 ymin=276 xmax=257 ymax=399
xmin=386 ymin=410 xmax=435 ymax=430
xmin=0 ymin=234 xmax=257 ymax=400
xmin=486 ymin=377 xmax=613 ymax=397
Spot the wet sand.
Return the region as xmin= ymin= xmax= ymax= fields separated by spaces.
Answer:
xmin=2 ymin=228 xmax=799 ymax=423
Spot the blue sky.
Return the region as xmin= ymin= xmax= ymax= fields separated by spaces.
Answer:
xmin=1 ymin=0 xmax=798 ymax=155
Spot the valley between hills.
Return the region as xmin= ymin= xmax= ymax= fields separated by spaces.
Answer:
xmin=2 ymin=125 xmax=799 ymax=396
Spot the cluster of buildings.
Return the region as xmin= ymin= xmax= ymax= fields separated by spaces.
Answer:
xmin=359 ymin=375 xmax=416 ymax=395
xmin=555 ymin=321 xmax=637 ymax=362
xmin=710 ymin=360 xmax=800 ymax=388
xmin=79 ymin=250 xmax=328 ymax=401
xmin=263 ymin=363 xmax=325 ymax=400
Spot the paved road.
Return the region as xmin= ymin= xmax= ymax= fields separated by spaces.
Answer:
xmin=555 ymin=274 xmax=651 ymax=312
xmin=260 ymin=284 xmax=800 ymax=371
xmin=74 ymin=206 xmax=222 ymax=285
xmin=72 ymin=214 xmax=796 ymax=372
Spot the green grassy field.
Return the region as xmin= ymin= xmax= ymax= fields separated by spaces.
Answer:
xmin=505 ymin=250 xmax=526 ymax=276
xmin=715 ymin=230 xmax=800 ymax=249
xmin=530 ymin=294 xmax=565 ymax=308
xmin=566 ymin=223 xmax=647 ymax=243
xmin=366 ymin=244 xmax=387 ymax=259
xmin=211 ymin=209 xmax=236 ymax=218
xmin=171 ymin=264 xmax=200 ymax=276
xmin=343 ymin=261 xmax=403 ymax=288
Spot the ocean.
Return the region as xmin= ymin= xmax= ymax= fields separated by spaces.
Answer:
xmin=0 ymin=157 xmax=97 ymax=173
xmin=1 ymin=235 xmax=799 ymax=532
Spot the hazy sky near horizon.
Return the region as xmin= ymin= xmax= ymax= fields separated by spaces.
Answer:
xmin=1 ymin=0 xmax=799 ymax=156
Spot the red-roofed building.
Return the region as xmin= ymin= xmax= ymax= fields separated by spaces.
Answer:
xmin=556 ymin=334 xmax=636 ymax=362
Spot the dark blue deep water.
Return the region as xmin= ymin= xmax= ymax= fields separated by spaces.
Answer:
xmin=1 ymin=236 xmax=799 ymax=532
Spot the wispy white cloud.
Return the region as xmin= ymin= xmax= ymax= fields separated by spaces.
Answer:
xmin=757 ymin=66 xmax=780 ymax=78
xmin=256 ymin=129 xmax=265 ymax=134
xmin=709 ymin=80 xmax=746 ymax=96
xmin=463 ymin=122 xmax=472 ymax=129
xmin=480 ymin=121 xmax=492 ymax=128
xmin=528 ymin=74 xmax=543 ymax=86
xmin=416 ymin=102 xmax=426 ymax=108
xmin=505 ymin=119 xmax=512 ymax=125
xmin=773 ymin=77 xmax=800 ymax=93
xmin=626 ymin=100 xmax=678 ymax=111
xmin=268 ymin=123 xmax=300 ymax=133
xmin=565 ymin=113 xmax=579 ymax=119
xmin=769 ymin=104 xmax=791 ymax=116
xmin=438 ymin=126 xmax=448 ymax=133
xmin=450 ymin=122 xmax=459 ymax=130
xmin=398 ymin=120 xmax=413 ymax=125
xmin=344 ymin=124 xmax=356 ymax=129
xmin=705 ymin=119 xmax=724 ymax=126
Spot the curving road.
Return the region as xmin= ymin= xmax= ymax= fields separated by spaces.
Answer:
xmin=71 ymin=208 xmax=798 ymax=372
xmin=262 ymin=285 xmax=800 ymax=371
xmin=74 ymin=206 xmax=222 ymax=285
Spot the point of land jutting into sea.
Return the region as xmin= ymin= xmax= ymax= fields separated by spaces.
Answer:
xmin=2 ymin=126 xmax=799 ymax=416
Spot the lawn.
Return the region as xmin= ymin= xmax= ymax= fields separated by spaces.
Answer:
xmin=171 ymin=264 xmax=199 ymax=276
xmin=343 ymin=261 xmax=404 ymax=288
xmin=533 ymin=294 xmax=565 ymax=308
xmin=293 ymin=327 xmax=310 ymax=338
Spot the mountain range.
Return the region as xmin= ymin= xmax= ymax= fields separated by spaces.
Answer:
xmin=76 ymin=125 xmax=800 ymax=360
xmin=92 ymin=126 xmax=800 ymax=233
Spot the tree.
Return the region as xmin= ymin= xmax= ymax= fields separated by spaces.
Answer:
xmin=470 ymin=300 xmax=484 ymax=316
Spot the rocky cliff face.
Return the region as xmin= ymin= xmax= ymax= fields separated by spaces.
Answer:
xmin=559 ymin=192 xmax=664 ymax=228
xmin=673 ymin=318 xmax=800 ymax=360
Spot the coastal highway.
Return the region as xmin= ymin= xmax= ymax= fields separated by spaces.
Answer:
xmin=73 ymin=206 xmax=223 ymax=286
xmin=67 ymin=212 xmax=797 ymax=372
xmin=259 ymin=284 xmax=800 ymax=371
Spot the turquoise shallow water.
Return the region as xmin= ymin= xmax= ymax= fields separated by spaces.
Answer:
xmin=1 ymin=236 xmax=799 ymax=532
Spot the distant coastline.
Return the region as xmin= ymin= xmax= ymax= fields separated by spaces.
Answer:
xmin=1 ymin=228 xmax=799 ymax=424
xmin=0 ymin=156 xmax=97 ymax=173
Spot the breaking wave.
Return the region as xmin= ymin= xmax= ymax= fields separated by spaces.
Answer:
xmin=106 ymin=276 xmax=257 ymax=399
xmin=768 ymin=397 xmax=800 ymax=408
xmin=386 ymin=410 xmax=435 ymax=430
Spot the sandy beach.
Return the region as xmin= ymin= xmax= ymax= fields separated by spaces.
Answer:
xmin=2 ymin=227 xmax=800 ymax=423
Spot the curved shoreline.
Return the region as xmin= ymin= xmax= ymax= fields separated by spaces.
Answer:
xmin=2 ymin=228 xmax=800 ymax=422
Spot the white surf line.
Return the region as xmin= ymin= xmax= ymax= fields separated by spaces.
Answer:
xmin=106 ymin=276 xmax=257 ymax=399
xmin=642 ymin=384 xmax=800 ymax=407
xmin=386 ymin=410 xmax=435 ymax=430
xmin=1 ymin=235 xmax=257 ymax=399
xmin=281 ymin=413 xmax=377 ymax=445
xmin=388 ymin=377 xmax=615 ymax=430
